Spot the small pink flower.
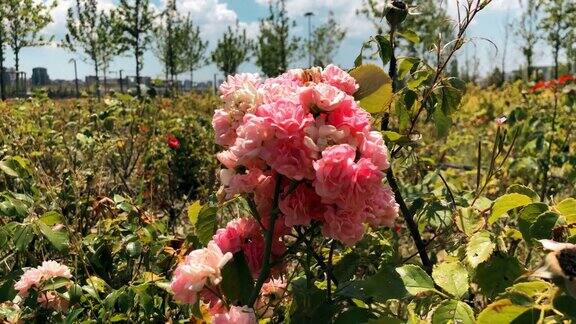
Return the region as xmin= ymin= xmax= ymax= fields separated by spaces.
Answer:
xmin=261 ymin=136 xmax=315 ymax=181
xmin=321 ymin=206 xmax=367 ymax=246
xmin=213 ymin=306 xmax=257 ymax=324
xmin=327 ymin=99 xmax=370 ymax=134
xmin=213 ymin=109 xmax=237 ymax=147
xmin=219 ymin=73 xmax=261 ymax=102
xmin=228 ymin=217 xmax=261 ymax=240
xmin=360 ymin=131 xmax=390 ymax=171
xmin=242 ymin=237 xmax=265 ymax=277
xmin=213 ymin=227 xmax=242 ymax=254
xmin=226 ymin=168 xmax=267 ymax=197
xmin=322 ymin=64 xmax=359 ymax=95
xmin=313 ymin=144 xmax=357 ymax=205
xmin=364 ymin=186 xmax=399 ymax=228
xmin=170 ymin=242 xmax=233 ymax=304
xmin=495 ymin=116 xmax=507 ymax=125
xmin=216 ymin=150 xmax=239 ymax=170
xmin=15 ymin=261 xmax=72 ymax=298
xmin=256 ymin=100 xmax=313 ymax=138
xmin=307 ymin=83 xmax=349 ymax=112
xmin=279 ymin=183 xmax=324 ymax=227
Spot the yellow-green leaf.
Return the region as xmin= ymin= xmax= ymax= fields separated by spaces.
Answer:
xmin=187 ymin=201 xmax=202 ymax=226
xmin=489 ymin=193 xmax=532 ymax=224
xmin=554 ymin=198 xmax=576 ymax=223
xmin=349 ymin=64 xmax=393 ymax=114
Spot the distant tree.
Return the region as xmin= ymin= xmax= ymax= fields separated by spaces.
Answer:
xmin=64 ymin=0 xmax=124 ymax=101
xmin=154 ymin=0 xmax=185 ymax=95
xmin=516 ymin=0 xmax=541 ymax=80
xmin=357 ymin=0 xmax=452 ymax=60
xmin=449 ymin=60 xmax=459 ymax=79
xmin=254 ymin=0 xmax=301 ymax=77
xmin=4 ymin=0 xmax=55 ymax=93
xmin=211 ymin=23 xmax=251 ymax=76
xmin=116 ymin=0 xmax=155 ymax=97
xmin=309 ymin=11 xmax=346 ymax=67
xmin=181 ymin=15 xmax=208 ymax=88
xmin=539 ymin=0 xmax=576 ymax=79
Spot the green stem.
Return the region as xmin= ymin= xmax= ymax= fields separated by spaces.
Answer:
xmin=247 ymin=173 xmax=282 ymax=307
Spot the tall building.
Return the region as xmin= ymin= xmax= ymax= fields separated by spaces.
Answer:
xmin=32 ymin=67 xmax=50 ymax=86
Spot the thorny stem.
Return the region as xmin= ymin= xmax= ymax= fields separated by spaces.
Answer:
xmin=382 ymin=14 xmax=432 ymax=274
xmin=248 ymin=173 xmax=282 ymax=307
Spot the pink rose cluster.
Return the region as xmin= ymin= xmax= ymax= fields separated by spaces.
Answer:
xmin=213 ymin=65 xmax=399 ymax=246
xmin=14 ymin=261 xmax=72 ymax=311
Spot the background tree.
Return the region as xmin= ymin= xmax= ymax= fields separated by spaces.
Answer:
xmin=538 ymin=0 xmax=576 ymax=79
xmin=254 ymin=0 xmax=301 ymax=77
xmin=154 ymin=0 xmax=185 ymax=95
xmin=211 ymin=23 xmax=251 ymax=77
xmin=357 ymin=0 xmax=452 ymax=60
xmin=309 ymin=11 xmax=346 ymax=67
xmin=4 ymin=0 xmax=55 ymax=94
xmin=116 ymin=0 xmax=155 ymax=97
xmin=515 ymin=0 xmax=541 ymax=80
xmin=63 ymin=0 xmax=123 ymax=101
xmin=181 ymin=15 xmax=208 ymax=89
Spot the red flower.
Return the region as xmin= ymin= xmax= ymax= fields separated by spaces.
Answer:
xmin=557 ymin=74 xmax=574 ymax=85
xmin=167 ymin=134 xmax=180 ymax=150
xmin=530 ymin=80 xmax=548 ymax=93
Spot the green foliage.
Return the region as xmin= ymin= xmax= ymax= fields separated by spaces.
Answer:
xmin=254 ymin=0 xmax=301 ymax=76
xmin=211 ymin=23 xmax=251 ymax=76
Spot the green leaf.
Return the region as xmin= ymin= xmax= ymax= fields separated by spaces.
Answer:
xmin=529 ymin=211 xmax=563 ymax=240
xmin=350 ymin=64 xmax=393 ymax=114
xmin=220 ymin=252 xmax=254 ymax=305
xmin=39 ymin=211 xmax=62 ymax=226
xmin=518 ymin=203 xmax=549 ymax=244
xmin=362 ymin=265 xmax=408 ymax=301
xmin=0 ymin=161 xmax=18 ymax=177
xmin=474 ymin=255 xmax=522 ymax=298
xmin=476 ymin=299 xmax=533 ymax=324
xmin=432 ymin=106 xmax=452 ymax=138
xmin=374 ymin=35 xmax=392 ymax=66
xmin=432 ymin=261 xmax=469 ymax=299
xmin=432 ymin=300 xmax=475 ymax=324
xmin=397 ymin=57 xmax=419 ymax=79
xmin=396 ymin=264 xmax=435 ymax=296
xmin=41 ymin=277 xmax=72 ymax=291
xmin=466 ymin=230 xmax=495 ymax=268
xmin=397 ymin=30 xmax=420 ymax=44
xmin=36 ymin=220 xmax=69 ymax=251
xmin=455 ymin=207 xmax=485 ymax=236
xmin=489 ymin=193 xmax=533 ymax=224
xmin=507 ymin=185 xmax=539 ymax=202
xmin=195 ymin=205 xmax=218 ymax=245
xmin=13 ymin=223 xmax=35 ymax=251
xmin=507 ymin=281 xmax=552 ymax=298
xmin=335 ymin=307 xmax=376 ymax=324
xmin=395 ymin=96 xmax=411 ymax=131
xmin=333 ymin=252 xmax=360 ymax=283
xmin=554 ymin=198 xmax=576 ymax=223
xmin=187 ymin=201 xmax=202 ymax=225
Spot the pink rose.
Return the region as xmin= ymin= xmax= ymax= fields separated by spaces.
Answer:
xmin=322 ymin=64 xmax=359 ymax=95
xmin=228 ymin=217 xmax=261 ymax=240
xmin=313 ymin=144 xmax=357 ymax=205
xmin=213 ymin=306 xmax=257 ymax=324
xmin=360 ymin=131 xmax=390 ymax=171
xmin=261 ymin=136 xmax=315 ymax=181
xmin=219 ymin=73 xmax=261 ymax=102
xmin=213 ymin=227 xmax=242 ymax=254
xmin=242 ymin=237 xmax=265 ymax=277
xmin=170 ymin=242 xmax=233 ymax=304
xmin=256 ymin=100 xmax=313 ymax=138
xmin=279 ymin=183 xmax=324 ymax=227
xmin=213 ymin=109 xmax=237 ymax=147
xmin=321 ymin=206 xmax=367 ymax=246
xmin=312 ymin=83 xmax=349 ymax=112
xmin=326 ymin=99 xmax=370 ymax=134
xmin=364 ymin=186 xmax=399 ymax=228
xmin=216 ymin=150 xmax=239 ymax=170
xmin=226 ymin=168 xmax=267 ymax=197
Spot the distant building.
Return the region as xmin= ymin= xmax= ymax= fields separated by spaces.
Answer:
xmin=31 ymin=67 xmax=50 ymax=86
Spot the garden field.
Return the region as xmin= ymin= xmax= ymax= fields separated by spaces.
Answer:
xmin=1 ymin=0 xmax=576 ymax=323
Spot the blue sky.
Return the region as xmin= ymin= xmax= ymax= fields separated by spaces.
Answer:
xmin=3 ymin=0 xmax=556 ymax=82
